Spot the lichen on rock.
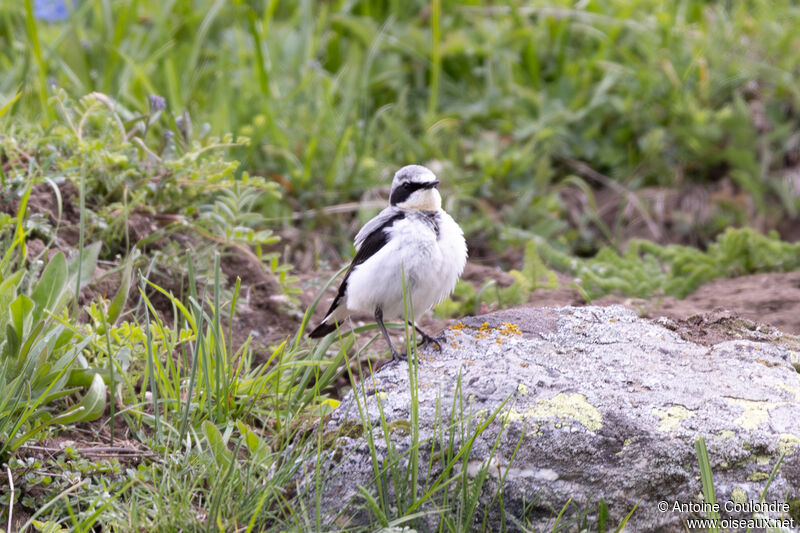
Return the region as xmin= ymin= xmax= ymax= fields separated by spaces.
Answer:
xmin=304 ymin=305 xmax=800 ymax=531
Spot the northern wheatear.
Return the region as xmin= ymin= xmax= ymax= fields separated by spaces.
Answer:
xmin=309 ymin=165 xmax=467 ymax=361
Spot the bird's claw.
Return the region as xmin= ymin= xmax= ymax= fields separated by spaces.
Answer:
xmin=416 ymin=332 xmax=442 ymax=352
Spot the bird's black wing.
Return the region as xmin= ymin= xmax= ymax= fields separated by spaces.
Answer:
xmin=309 ymin=212 xmax=406 ymax=338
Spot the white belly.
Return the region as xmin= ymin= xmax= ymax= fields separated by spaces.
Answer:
xmin=345 ymin=210 xmax=466 ymax=320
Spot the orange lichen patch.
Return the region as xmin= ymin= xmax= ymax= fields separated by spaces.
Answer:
xmin=451 ymin=342 xmax=461 ymax=349
xmin=609 ymin=318 xmax=616 ymax=322
xmin=449 ymin=321 xmax=467 ymax=330
xmin=474 ymin=321 xmax=493 ymax=338
xmin=496 ymin=338 xmax=505 ymax=344
xmin=498 ymin=322 xmax=521 ymax=336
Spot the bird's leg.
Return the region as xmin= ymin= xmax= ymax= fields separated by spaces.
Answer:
xmin=376 ymin=307 xmax=405 ymax=361
xmin=408 ymin=321 xmax=442 ymax=351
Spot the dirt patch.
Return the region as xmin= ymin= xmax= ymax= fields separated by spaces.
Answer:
xmin=516 ymin=269 xmax=800 ymax=337
xmin=638 ymin=269 xmax=800 ymax=335
xmin=650 ymin=310 xmax=787 ymax=347
xmin=22 ymin=418 xmax=156 ymax=467
xmin=221 ymin=244 xmax=299 ymax=360
xmin=469 ymin=267 xmax=800 ymax=337
xmin=0 ymin=180 xmax=83 ymax=247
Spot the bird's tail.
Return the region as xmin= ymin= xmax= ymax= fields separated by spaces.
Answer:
xmin=308 ymin=320 xmax=337 ymax=338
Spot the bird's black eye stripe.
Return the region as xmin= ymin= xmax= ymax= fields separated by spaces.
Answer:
xmin=390 ymin=181 xmax=438 ymax=205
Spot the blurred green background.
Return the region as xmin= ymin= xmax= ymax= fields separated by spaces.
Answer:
xmin=5 ymin=0 xmax=800 ymax=261
xmin=3 ymin=2 xmax=800 ymax=530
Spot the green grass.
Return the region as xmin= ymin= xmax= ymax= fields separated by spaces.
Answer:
xmin=2 ymin=0 xmax=800 ymax=530
xmin=3 ymin=0 xmax=800 ymax=253
xmin=0 ymin=99 xmax=638 ymax=526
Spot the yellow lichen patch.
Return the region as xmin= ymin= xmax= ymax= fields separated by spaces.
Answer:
xmin=724 ymin=398 xmax=781 ymax=431
xmin=753 ymin=454 xmax=771 ymax=465
xmin=479 ymin=321 xmax=491 ymax=332
xmin=788 ymin=351 xmax=800 ymax=371
xmin=652 ymin=405 xmax=693 ymax=433
xmin=451 ymin=342 xmax=461 ymax=349
xmin=731 ymin=488 xmax=748 ymax=504
xmin=503 ymin=393 xmax=602 ymax=432
xmin=475 ymin=333 xmax=489 ymax=338
xmin=449 ymin=321 xmax=467 ymax=330
xmin=496 ymin=338 xmax=505 ymax=344
xmin=779 ymin=433 xmax=800 ymax=455
xmin=774 ymin=382 xmax=800 ymax=401
xmin=716 ymin=430 xmax=736 ymax=440
xmin=748 ymin=471 xmax=770 ymax=482
xmin=498 ymin=322 xmax=522 ymax=336
xmin=517 ymin=384 xmax=529 ymax=395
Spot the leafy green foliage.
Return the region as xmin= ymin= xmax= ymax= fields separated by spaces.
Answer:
xmin=0 ymin=247 xmax=106 ymax=458
xmin=1 ymin=0 xmax=799 ymax=530
xmin=1 ymin=92 xmax=283 ymax=257
xmin=3 ymin=0 xmax=800 ymax=252
xmin=543 ymin=228 xmax=800 ymax=300
xmin=437 ymin=241 xmax=558 ymax=318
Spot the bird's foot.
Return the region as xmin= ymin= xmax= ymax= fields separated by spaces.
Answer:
xmin=416 ymin=331 xmax=443 ymax=351
xmin=392 ymin=349 xmax=407 ymax=362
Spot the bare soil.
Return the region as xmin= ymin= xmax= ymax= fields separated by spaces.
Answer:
xmin=525 ymin=270 xmax=800 ymax=337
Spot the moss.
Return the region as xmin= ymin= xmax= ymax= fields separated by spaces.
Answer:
xmin=789 ymin=498 xmax=800 ymax=524
xmin=331 ymin=446 xmax=344 ymax=463
xmin=388 ymin=420 xmax=411 ymax=436
xmin=321 ymin=421 xmax=365 ymax=450
xmin=337 ymin=421 xmax=364 ymax=440
xmin=747 ymin=471 xmax=770 ymax=482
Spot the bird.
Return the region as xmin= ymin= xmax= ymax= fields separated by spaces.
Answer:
xmin=309 ymin=164 xmax=467 ymax=362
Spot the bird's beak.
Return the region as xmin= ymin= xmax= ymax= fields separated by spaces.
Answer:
xmin=427 ymin=180 xmax=440 ymax=189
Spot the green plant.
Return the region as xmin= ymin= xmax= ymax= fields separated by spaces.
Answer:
xmin=540 ymin=227 xmax=800 ymax=300
xmin=5 ymin=0 xmax=800 ymax=255
xmin=694 ymin=437 xmax=791 ymax=531
xmin=0 ymin=244 xmax=107 ymax=458
xmin=436 ymin=240 xmax=558 ymax=318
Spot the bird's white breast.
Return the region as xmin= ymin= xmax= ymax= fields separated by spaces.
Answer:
xmin=345 ymin=209 xmax=467 ymax=320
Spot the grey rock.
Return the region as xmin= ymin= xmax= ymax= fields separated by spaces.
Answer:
xmin=308 ymin=305 xmax=800 ymax=531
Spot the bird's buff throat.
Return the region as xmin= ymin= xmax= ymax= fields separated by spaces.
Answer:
xmin=397 ymin=188 xmax=442 ymax=211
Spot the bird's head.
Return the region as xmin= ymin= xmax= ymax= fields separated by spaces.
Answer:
xmin=389 ymin=165 xmax=442 ymax=211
